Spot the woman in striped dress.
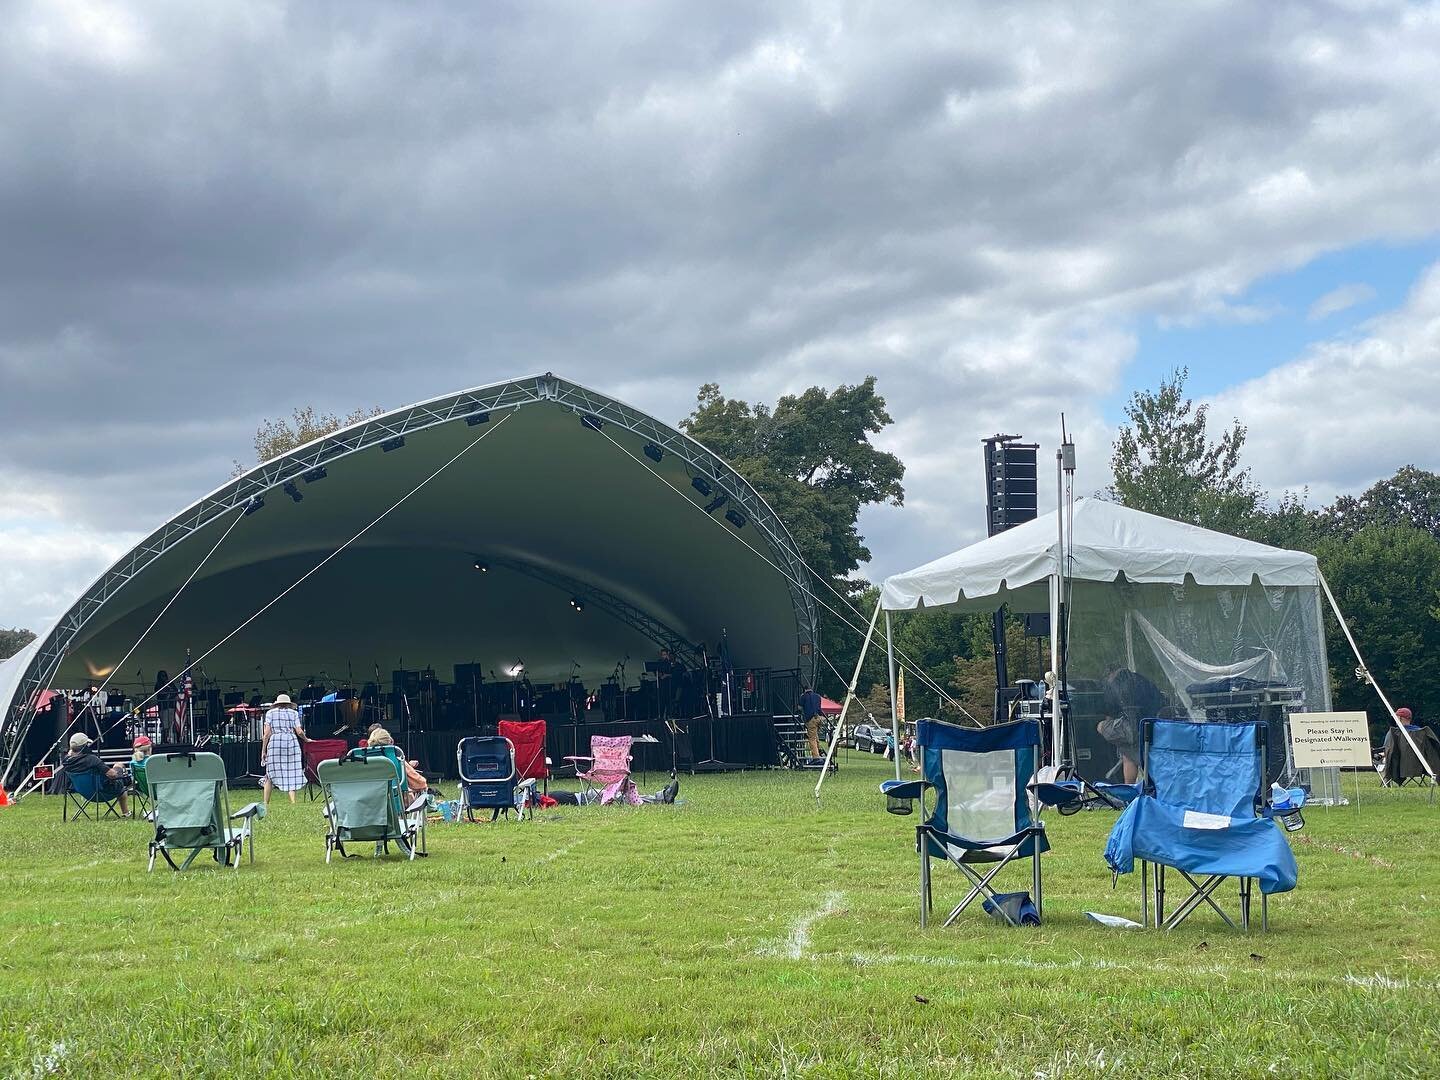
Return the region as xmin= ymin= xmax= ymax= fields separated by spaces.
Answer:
xmin=261 ymin=693 xmax=307 ymax=806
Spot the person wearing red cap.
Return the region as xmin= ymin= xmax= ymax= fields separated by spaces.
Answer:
xmin=1396 ymin=707 xmax=1419 ymax=730
xmin=130 ymin=735 xmax=153 ymax=765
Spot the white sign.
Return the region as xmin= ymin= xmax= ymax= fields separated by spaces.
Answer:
xmin=1288 ymin=711 xmax=1372 ymax=769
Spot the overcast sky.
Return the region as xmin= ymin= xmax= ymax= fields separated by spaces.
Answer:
xmin=4 ymin=0 xmax=1440 ymax=633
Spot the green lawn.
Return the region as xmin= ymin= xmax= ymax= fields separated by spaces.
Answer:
xmin=1 ymin=756 xmax=1437 ymax=1078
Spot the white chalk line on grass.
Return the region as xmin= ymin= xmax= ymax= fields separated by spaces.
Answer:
xmin=758 ymin=890 xmax=847 ymax=959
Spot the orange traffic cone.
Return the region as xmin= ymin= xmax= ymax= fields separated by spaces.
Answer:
xmin=0 ymin=785 xmax=9 ymax=807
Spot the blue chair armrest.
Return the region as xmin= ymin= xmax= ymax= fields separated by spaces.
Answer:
xmin=880 ymin=779 xmax=930 ymax=800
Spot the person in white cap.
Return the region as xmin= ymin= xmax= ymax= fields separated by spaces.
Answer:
xmin=260 ymin=693 xmax=307 ymax=806
xmin=59 ymin=731 xmax=131 ymax=816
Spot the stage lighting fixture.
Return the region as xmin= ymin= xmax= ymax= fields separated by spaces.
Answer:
xmin=283 ymin=481 xmax=303 ymax=503
xmin=381 ymin=435 xmax=405 ymax=452
xmin=691 ymin=476 xmax=712 ymax=497
xmin=643 ymin=442 xmax=664 ymax=463
xmin=725 ymin=509 xmax=747 ymax=529
xmin=243 ymin=497 xmax=265 ymax=516
xmin=703 ymin=494 xmax=729 ymax=514
xmin=472 ymin=559 xmax=489 ymax=572
xmin=302 ymin=466 xmax=327 ymax=483
xmin=580 ymin=413 xmax=604 ymax=431
xmin=465 ymin=411 xmax=491 ymax=426
xmin=569 ymin=597 xmax=585 ymax=612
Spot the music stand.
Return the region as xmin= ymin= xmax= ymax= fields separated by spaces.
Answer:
xmin=634 ymin=733 xmax=661 ymax=786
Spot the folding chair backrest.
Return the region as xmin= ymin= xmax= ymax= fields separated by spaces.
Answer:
xmin=589 ymin=735 xmax=632 ymax=778
xmin=320 ymin=757 xmax=400 ymax=838
xmin=304 ymin=738 xmax=349 ymax=785
xmin=919 ymin=719 xmax=1040 ymax=845
xmin=498 ymin=719 xmax=548 ymax=781
xmin=146 ymin=752 xmax=227 ymax=846
xmin=131 ymin=760 xmax=151 ymax=799
xmin=348 ymin=745 xmax=406 ymax=789
xmin=1144 ymin=719 xmax=1263 ymax=819
xmin=66 ymin=768 xmax=107 ymax=801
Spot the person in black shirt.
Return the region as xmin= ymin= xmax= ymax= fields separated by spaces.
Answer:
xmin=59 ymin=732 xmax=130 ymax=816
xmin=1098 ymin=666 xmax=1166 ymax=783
xmin=800 ymin=686 xmax=824 ymax=758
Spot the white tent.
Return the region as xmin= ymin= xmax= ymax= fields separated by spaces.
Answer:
xmin=817 ymin=497 xmax=1434 ymax=789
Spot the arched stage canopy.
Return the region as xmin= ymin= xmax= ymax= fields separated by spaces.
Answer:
xmin=1 ymin=374 xmax=819 ymax=767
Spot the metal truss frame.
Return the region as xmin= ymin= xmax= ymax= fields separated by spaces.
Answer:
xmin=2 ymin=372 xmax=818 ymax=782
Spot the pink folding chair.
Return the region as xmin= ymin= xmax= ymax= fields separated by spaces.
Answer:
xmin=563 ymin=735 xmax=640 ymax=805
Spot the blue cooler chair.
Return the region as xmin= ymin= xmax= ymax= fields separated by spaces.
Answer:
xmin=458 ymin=736 xmax=520 ymax=821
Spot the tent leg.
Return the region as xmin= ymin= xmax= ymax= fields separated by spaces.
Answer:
xmin=919 ymin=833 xmax=930 ymax=929
xmin=815 ymin=598 xmax=883 ymax=799
xmin=886 ymin=611 xmax=900 ymax=782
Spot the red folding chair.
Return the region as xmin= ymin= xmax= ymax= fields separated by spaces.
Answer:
xmin=498 ymin=719 xmax=549 ymax=794
xmin=303 ymin=738 xmax=350 ymax=801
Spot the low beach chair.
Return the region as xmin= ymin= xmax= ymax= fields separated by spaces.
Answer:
xmin=130 ymin=759 xmax=152 ymax=818
xmin=881 ymin=718 xmax=1048 ymax=928
xmin=318 ymin=755 xmax=427 ymax=861
xmin=563 ymin=734 xmax=640 ymax=805
xmin=145 ymin=752 xmax=262 ymax=871
xmin=303 ymin=738 xmax=349 ymax=800
xmin=1104 ymin=719 xmax=1298 ymax=931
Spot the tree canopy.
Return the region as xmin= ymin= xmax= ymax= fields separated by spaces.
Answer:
xmin=233 ymin=404 xmax=384 ymax=475
xmin=0 ymin=627 xmax=36 ymax=661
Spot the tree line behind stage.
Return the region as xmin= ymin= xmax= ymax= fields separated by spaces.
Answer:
xmin=4 ymin=371 xmax=1437 ymax=731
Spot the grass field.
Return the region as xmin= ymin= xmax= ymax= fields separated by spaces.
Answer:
xmin=1 ymin=754 xmax=1437 ymax=1078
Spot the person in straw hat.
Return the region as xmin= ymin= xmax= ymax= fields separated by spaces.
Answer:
xmin=260 ymin=692 xmax=308 ymax=806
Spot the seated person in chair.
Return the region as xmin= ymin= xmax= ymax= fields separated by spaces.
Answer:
xmin=366 ymin=728 xmax=428 ymax=802
xmin=60 ymin=732 xmax=131 ymax=816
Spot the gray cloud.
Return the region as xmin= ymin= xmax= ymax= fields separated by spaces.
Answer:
xmin=4 ymin=0 xmax=1440 ymax=628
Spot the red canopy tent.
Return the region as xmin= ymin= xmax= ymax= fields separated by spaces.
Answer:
xmin=819 ymin=696 xmax=844 ymax=716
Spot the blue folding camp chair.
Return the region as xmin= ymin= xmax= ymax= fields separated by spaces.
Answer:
xmin=60 ymin=765 xmax=126 ymax=822
xmin=881 ymin=719 xmax=1048 ymax=928
xmin=457 ymin=736 xmax=522 ymax=821
xmin=1104 ymin=719 xmax=1299 ymax=931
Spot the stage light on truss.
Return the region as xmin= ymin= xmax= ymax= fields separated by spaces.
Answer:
xmin=243 ymin=497 xmax=265 ymax=516
xmin=725 ymin=509 xmax=747 ymax=529
xmin=282 ymin=481 xmax=303 ymax=503
xmin=381 ymin=435 xmax=405 ymax=452
xmin=569 ymin=596 xmax=585 ymax=612
xmin=506 ymin=662 xmax=525 ymax=677
xmin=643 ymin=442 xmax=664 ymax=463
xmin=691 ymin=476 xmax=712 ymax=497
xmin=465 ymin=411 xmax=491 ymax=426
xmin=580 ymin=413 xmax=604 ymax=431
xmin=703 ymin=494 xmax=729 ymax=514
xmin=472 ymin=558 xmax=489 ymax=572
xmin=302 ymin=466 xmax=327 ymax=483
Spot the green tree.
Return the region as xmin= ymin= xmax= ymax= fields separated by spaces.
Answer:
xmin=233 ymin=404 xmax=384 ymax=475
xmin=1316 ymin=526 xmax=1440 ymax=730
xmin=0 ymin=627 xmax=36 ymax=660
xmin=682 ymin=379 xmax=906 ymax=699
xmin=1326 ymin=465 xmax=1440 ymax=541
xmin=1107 ymin=367 xmax=1262 ymax=532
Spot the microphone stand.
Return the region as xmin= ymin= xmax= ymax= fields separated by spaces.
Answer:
xmin=693 ymin=645 xmax=723 ymax=772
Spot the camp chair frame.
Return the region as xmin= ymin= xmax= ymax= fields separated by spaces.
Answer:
xmin=130 ymin=759 xmax=152 ymax=818
xmin=145 ymin=751 xmax=261 ymax=872
xmin=61 ymin=766 xmax=126 ymax=822
xmin=319 ymin=756 xmax=428 ymax=862
xmin=883 ymin=719 xmax=1048 ymax=929
xmin=1138 ymin=719 xmax=1271 ymax=932
xmin=457 ymin=736 xmax=521 ymax=822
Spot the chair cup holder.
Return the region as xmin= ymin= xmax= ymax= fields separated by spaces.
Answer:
xmin=886 ymin=794 xmax=915 ymax=816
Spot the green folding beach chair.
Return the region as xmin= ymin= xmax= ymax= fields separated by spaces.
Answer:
xmin=145 ymin=752 xmax=262 ymax=872
xmin=130 ymin=759 xmax=152 ymax=818
xmin=318 ymin=756 xmax=428 ymax=862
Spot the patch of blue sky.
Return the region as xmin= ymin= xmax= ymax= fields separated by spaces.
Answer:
xmin=1108 ymin=236 xmax=1440 ymax=422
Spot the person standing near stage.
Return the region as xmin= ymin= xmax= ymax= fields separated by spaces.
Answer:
xmin=154 ymin=670 xmax=179 ymax=744
xmin=800 ymin=685 xmax=824 ymax=758
xmin=260 ymin=693 xmax=307 ymax=806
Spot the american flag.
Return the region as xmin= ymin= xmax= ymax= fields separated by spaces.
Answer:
xmin=176 ymin=652 xmax=193 ymax=741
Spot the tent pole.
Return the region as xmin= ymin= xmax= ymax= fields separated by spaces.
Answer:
xmin=886 ymin=611 xmax=900 ymax=781
xmin=1318 ymin=570 xmax=1436 ymax=784
xmin=816 ymin=598 xmax=883 ymax=800
xmin=1048 ymin=574 xmax=1061 ymax=766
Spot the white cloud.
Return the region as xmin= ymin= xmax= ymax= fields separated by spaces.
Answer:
xmin=1211 ymin=261 xmax=1440 ymax=502
xmin=1307 ymin=282 xmax=1377 ymax=321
